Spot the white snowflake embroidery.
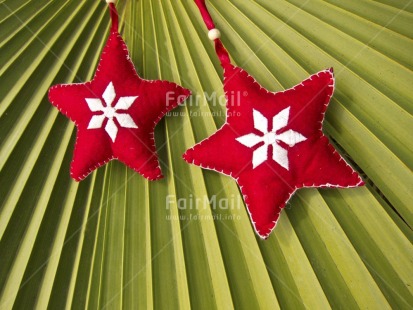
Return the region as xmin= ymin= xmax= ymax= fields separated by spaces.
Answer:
xmin=85 ymin=82 xmax=138 ymax=142
xmin=236 ymin=107 xmax=307 ymax=170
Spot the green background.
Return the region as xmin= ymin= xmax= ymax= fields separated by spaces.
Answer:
xmin=0 ymin=0 xmax=412 ymax=309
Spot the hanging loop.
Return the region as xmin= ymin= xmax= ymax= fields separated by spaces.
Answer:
xmin=194 ymin=0 xmax=231 ymax=66
xmin=107 ymin=1 xmax=119 ymax=33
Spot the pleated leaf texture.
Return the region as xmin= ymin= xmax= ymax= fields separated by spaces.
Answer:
xmin=1 ymin=0 xmax=412 ymax=309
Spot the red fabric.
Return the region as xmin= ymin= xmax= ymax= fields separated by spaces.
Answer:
xmin=194 ymin=0 xmax=216 ymax=30
xmin=49 ymin=3 xmax=190 ymax=181
xmin=183 ymin=64 xmax=364 ymax=238
xmin=108 ymin=3 xmax=118 ymax=33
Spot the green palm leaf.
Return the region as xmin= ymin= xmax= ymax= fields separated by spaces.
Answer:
xmin=0 ymin=0 xmax=412 ymax=309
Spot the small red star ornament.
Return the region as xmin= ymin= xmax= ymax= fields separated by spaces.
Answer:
xmin=49 ymin=1 xmax=190 ymax=181
xmin=184 ymin=0 xmax=364 ymax=238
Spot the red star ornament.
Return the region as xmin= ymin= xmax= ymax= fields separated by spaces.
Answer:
xmin=184 ymin=64 xmax=364 ymax=238
xmin=49 ymin=2 xmax=190 ymax=181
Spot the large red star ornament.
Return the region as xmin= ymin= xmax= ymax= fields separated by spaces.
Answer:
xmin=183 ymin=64 xmax=364 ymax=238
xmin=48 ymin=2 xmax=190 ymax=181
